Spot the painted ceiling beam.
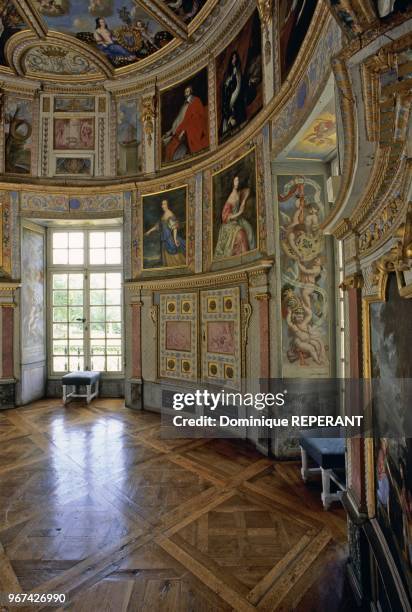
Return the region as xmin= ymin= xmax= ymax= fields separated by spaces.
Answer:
xmin=12 ymin=0 xmax=48 ymax=39
xmin=135 ymin=0 xmax=189 ymax=40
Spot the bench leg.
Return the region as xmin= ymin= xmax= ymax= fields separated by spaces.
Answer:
xmin=63 ymin=385 xmax=67 ymax=405
xmin=300 ymin=446 xmax=309 ymax=482
xmin=96 ymin=380 xmax=99 ymax=399
xmin=87 ymin=384 xmax=92 ymax=404
xmin=321 ymin=468 xmax=332 ymax=510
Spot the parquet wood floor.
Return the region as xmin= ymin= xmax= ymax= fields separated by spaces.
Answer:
xmin=0 ymin=399 xmax=356 ymax=611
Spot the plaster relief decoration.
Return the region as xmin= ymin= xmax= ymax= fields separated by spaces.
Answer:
xmin=163 ymin=0 xmax=207 ymax=23
xmin=0 ymin=2 xmax=27 ymax=67
xmin=159 ymin=292 xmax=197 ymax=380
xmin=216 ymin=10 xmax=263 ymax=144
xmin=117 ymin=97 xmax=142 ymax=175
xmin=279 ymin=0 xmax=318 ymax=80
xmin=277 ymin=174 xmax=330 ymax=377
xmin=20 ymin=191 xmax=124 ymax=214
xmin=287 ymin=101 xmax=337 ymax=160
xmin=54 ymin=118 xmax=95 ymax=150
xmin=212 ymin=149 xmax=258 ymax=261
xmin=201 ymin=287 xmax=241 ymax=389
xmin=368 ymin=273 xmax=412 ymax=598
xmin=22 ymin=45 xmax=101 ymax=76
xmin=21 ymin=227 xmax=45 ymax=363
xmin=5 ymin=96 xmax=33 ymax=175
xmin=160 ymin=67 xmax=209 ymax=166
xmin=34 ymin=0 xmax=173 ymax=67
xmin=142 ymin=185 xmax=188 ymax=271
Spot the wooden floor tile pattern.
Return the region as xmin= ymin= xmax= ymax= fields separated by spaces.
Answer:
xmin=0 ymin=400 xmax=353 ymax=611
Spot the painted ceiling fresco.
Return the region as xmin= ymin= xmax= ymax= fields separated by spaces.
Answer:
xmin=287 ymin=102 xmax=337 ymax=160
xmin=0 ymin=1 xmax=28 ymax=66
xmin=33 ymin=0 xmax=173 ymax=67
xmin=163 ymin=0 xmax=207 ymax=23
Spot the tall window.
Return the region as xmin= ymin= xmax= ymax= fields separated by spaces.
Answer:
xmin=49 ymin=228 xmax=123 ymax=375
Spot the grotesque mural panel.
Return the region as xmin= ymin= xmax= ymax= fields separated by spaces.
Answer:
xmin=286 ymin=103 xmax=337 ymax=160
xmin=143 ymin=186 xmax=187 ymax=270
xmin=215 ymin=10 xmax=262 ymax=144
xmin=212 ymin=149 xmax=258 ymax=261
xmin=160 ymin=67 xmax=209 ymax=165
xmin=54 ymin=118 xmax=94 ymax=150
xmin=34 ymin=0 xmax=173 ymax=67
xmin=370 ymin=273 xmax=412 ymax=598
xmin=5 ymin=97 xmax=33 ymax=175
xmin=117 ymin=98 xmax=142 ymax=175
xmin=160 ymin=292 xmax=198 ymax=381
xmin=277 ymin=174 xmax=330 ymax=377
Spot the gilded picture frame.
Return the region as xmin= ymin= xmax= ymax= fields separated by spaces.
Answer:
xmin=210 ymin=147 xmax=259 ymax=264
xmin=141 ymin=185 xmax=189 ymax=272
xmin=158 ymin=65 xmax=210 ymax=170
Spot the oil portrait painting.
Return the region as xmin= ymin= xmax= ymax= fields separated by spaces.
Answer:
xmin=212 ymin=150 xmax=257 ymax=261
xmin=143 ymin=186 xmax=187 ymax=270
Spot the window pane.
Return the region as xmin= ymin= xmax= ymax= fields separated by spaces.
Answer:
xmin=107 ymin=339 xmax=121 ymax=354
xmin=90 ymin=323 xmax=105 ymax=338
xmin=106 ymin=306 xmax=121 ymax=321
xmin=53 ymin=274 xmax=67 ymax=290
xmin=69 ymin=232 xmax=84 ymax=248
xmin=69 ymin=356 xmax=84 ymax=371
xmin=69 ymin=340 xmax=83 ymax=355
xmin=91 ymin=356 xmax=105 ymax=371
xmin=90 ymin=290 xmax=105 ymax=305
xmin=90 ymin=273 xmax=105 ymax=289
xmin=69 ymin=249 xmax=84 ymax=265
xmin=90 ymin=232 xmax=105 ymax=248
xmin=53 ymin=233 xmax=67 ymax=248
xmin=68 ymin=290 xmax=83 ymax=305
xmin=90 ymin=249 xmax=105 ymax=265
xmin=69 ymin=274 xmax=83 ymax=289
xmin=106 ymin=231 xmax=121 ymax=248
xmin=53 ymin=307 xmax=67 ymax=322
xmin=90 ymin=306 xmax=105 ymax=322
xmin=53 ymin=323 xmax=67 ymax=339
xmin=69 ymin=323 xmax=83 ymax=338
xmin=53 ymin=341 xmax=67 ymax=355
xmin=54 ymin=357 xmax=67 ymax=371
xmin=53 ymin=250 xmax=68 ymax=265
xmin=106 ymin=273 xmax=121 ymax=289
xmin=106 ymin=322 xmax=121 ymax=338
xmin=107 ymin=356 xmax=121 ymax=371
xmin=68 ymin=307 xmax=83 ymax=322
xmin=53 ymin=291 xmax=68 ymax=306
xmin=106 ymin=249 xmax=121 ymax=264
xmin=106 ymin=289 xmax=121 ymax=305
xmin=90 ymin=340 xmax=105 ymax=355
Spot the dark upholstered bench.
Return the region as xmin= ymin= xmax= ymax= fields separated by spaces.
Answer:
xmin=62 ymin=371 xmax=101 ymax=405
xmin=299 ymin=436 xmax=346 ymax=510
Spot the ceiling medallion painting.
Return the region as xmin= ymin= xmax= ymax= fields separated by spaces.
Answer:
xmin=33 ymin=0 xmax=173 ymax=67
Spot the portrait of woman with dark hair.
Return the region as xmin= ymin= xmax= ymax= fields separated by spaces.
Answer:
xmin=94 ymin=17 xmax=137 ymax=62
xmin=221 ymin=51 xmax=247 ymax=138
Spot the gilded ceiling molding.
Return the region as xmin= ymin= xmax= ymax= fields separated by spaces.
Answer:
xmin=7 ymin=31 xmax=111 ymax=82
xmin=137 ymin=0 xmax=188 ymax=40
xmin=327 ymin=27 xmax=412 ymax=238
xmin=12 ymin=0 xmax=47 ymax=39
xmin=256 ymin=0 xmax=273 ymax=65
xmin=326 ymin=53 xmax=358 ymax=237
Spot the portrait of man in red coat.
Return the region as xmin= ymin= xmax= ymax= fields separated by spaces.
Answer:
xmin=162 ymin=85 xmax=209 ymax=163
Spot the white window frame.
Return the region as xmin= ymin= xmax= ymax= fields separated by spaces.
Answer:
xmin=47 ymin=226 xmax=124 ymax=379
